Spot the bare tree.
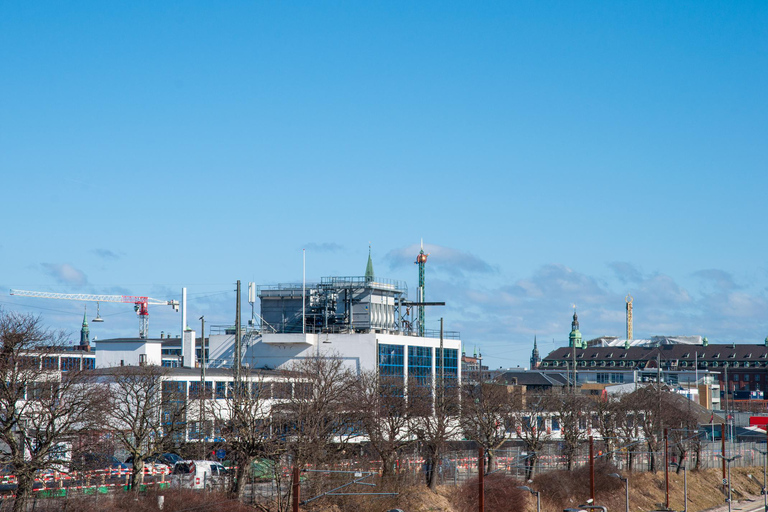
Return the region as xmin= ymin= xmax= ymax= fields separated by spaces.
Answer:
xmin=593 ymin=392 xmax=621 ymax=465
xmin=348 ymin=371 xmax=412 ymax=481
xmin=509 ymin=391 xmax=551 ymax=480
xmin=460 ymin=383 xmax=514 ymax=474
xmin=0 ymin=310 xmax=106 ymax=512
xmin=101 ymin=365 xmax=187 ymax=490
xmin=545 ymin=390 xmax=591 ymax=470
xmin=278 ymin=355 xmax=355 ymax=468
xmin=628 ymin=385 xmax=665 ymax=472
xmin=217 ymin=372 xmax=285 ymax=499
xmin=409 ymin=376 xmax=461 ymax=490
xmin=614 ymin=392 xmax=642 ymax=471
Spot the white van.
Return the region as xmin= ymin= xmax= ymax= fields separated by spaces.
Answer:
xmin=170 ymin=460 xmax=229 ymax=490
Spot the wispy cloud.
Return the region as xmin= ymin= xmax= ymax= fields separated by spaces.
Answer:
xmin=40 ymin=263 xmax=88 ymax=286
xmin=385 ymin=242 xmax=497 ymax=277
xmin=91 ymin=248 xmax=122 ymax=260
xmin=303 ymin=242 xmax=344 ymax=253
xmin=693 ymin=269 xmax=739 ymax=291
xmin=608 ymin=261 xmax=644 ymax=284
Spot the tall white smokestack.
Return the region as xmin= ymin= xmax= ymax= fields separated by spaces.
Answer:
xmin=181 ymin=287 xmax=187 ymax=360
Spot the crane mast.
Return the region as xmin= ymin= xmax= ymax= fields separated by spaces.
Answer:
xmin=10 ymin=289 xmax=180 ymax=339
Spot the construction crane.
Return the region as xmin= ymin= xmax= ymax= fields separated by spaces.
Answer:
xmin=10 ymin=289 xmax=180 ymax=339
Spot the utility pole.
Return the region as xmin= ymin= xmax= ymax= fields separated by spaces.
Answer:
xmin=235 ymin=280 xmax=241 ymax=384
xmin=589 ymin=436 xmax=595 ymax=503
xmin=722 ymin=425 xmax=727 ymax=496
xmin=478 ymin=446 xmax=485 ymax=512
xmin=440 ymin=318 xmax=444 ymax=388
xmin=199 ymin=315 xmax=206 ymax=439
xmin=664 ymin=428 xmax=669 ymax=510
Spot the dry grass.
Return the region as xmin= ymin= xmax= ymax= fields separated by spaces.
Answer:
xmin=517 ymin=465 xmax=767 ymax=512
xmin=12 ymin=467 xmax=768 ymax=512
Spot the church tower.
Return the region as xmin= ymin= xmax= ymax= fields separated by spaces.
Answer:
xmin=530 ymin=336 xmax=541 ymax=369
xmin=80 ymin=308 xmax=90 ymax=347
xmin=568 ymin=311 xmax=583 ymax=349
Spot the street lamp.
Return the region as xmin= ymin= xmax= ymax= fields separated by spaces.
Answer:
xmin=609 ymin=473 xmax=629 ymax=512
xmin=756 ymin=448 xmax=768 ymax=512
xmin=669 ymin=463 xmax=687 ymax=512
xmin=717 ymin=454 xmax=742 ymax=512
xmin=518 ymin=485 xmax=540 ymax=512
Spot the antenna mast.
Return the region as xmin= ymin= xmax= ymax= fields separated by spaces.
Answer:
xmin=626 ymin=294 xmax=633 ymax=340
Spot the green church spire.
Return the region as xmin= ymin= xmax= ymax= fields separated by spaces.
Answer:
xmin=365 ymin=245 xmax=374 ymax=282
xmin=80 ymin=307 xmax=90 ymax=346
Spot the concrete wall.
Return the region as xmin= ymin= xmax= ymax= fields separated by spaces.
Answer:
xmin=95 ymin=340 xmax=162 ymax=367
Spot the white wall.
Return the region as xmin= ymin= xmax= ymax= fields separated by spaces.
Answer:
xmin=95 ymin=340 xmax=162 ymax=367
xmin=234 ymin=331 xmax=462 ymax=378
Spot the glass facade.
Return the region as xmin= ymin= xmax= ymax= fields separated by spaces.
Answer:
xmin=408 ymin=346 xmax=432 ymax=389
xmin=435 ymin=348 xmax=459 ymax=382
xmin=378 ymin=344 xmax=405 ymax=381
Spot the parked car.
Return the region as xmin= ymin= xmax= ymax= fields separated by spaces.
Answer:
xmin=123 ymin=455 xmax=170 ymax=475
xmin=170 ymin=460 xmax=228 ymax=490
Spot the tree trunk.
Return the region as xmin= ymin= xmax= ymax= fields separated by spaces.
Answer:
xmin=648 ymin=442 xmax=656 ymax=472
xmin=230 ymin=457 xmax=248 ymax=498
xmin=425 ymin=447 xmax=439 ymax=490
xmin=486 ymin=450 xmax=496 ymax=474
xmin=12 ymin=473 xmax=32 ymax=512
xmin=525 ymin=452 xmax=537 ymax=481
xmin=130 ymin=458 xmax=145 ymax=491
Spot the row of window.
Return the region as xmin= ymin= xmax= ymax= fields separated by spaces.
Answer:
xmin=162 ymin=380 xmax=309 ymax=400
xmin=12 ymin=356 xmax=96 ymax=371
xmin=378 ymin=344 xmax=460 ymax=381
xmin=546 ymin=359 xmax=768 ymax=369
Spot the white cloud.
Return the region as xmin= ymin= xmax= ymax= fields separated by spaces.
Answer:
xmin=385 ymin=242 xmax=497 ymax=277
xmin=40 ymin=263 xmax=88 ymax=287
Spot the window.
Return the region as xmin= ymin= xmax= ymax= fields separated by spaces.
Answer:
xmin=42 ymin=357 xmax=59 ymax=370
xmin=378 ymin=344 xmax=404 ymax=382
xmin=215 ymin=382 xmax=226 ymax=399
xmin=551 ymin=417 xmax=560 ymax=431
xmin=273 ymin=382 xmax=292 ymax=399
xmin=83 ymin=358 xmax=95 ymax=370
xmin=733 ymin=374 xmax=739 ymax=381
xmin=757 ymin=374 xmax=762 ymax=382
xmin=189 ymin=382 xmax=213 ymax=399
xmin=61 ymin=357 xmax=80 ymax=372
xmin=744 ymin=374 xmax=750 ymax=382
xmin=294 ymin=382 xmax=313 ymax=399
xmin=408 ymin=346 xmax=433 ymax=390
xmin=252 ymin=382 xmax=272 ymax=399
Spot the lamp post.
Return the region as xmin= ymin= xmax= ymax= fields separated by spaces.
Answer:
xmin=518 ymin=485 xmax=540 ymax=512
xmin=670 ymin=463 xmax=687 ymax=512
xmin=609 ymin=473 xmax=629 ymax=512
xmin=717 ymin=454 xmax=742 ymax=512
xmin=756 ymin=447 xmax=768 ymax=512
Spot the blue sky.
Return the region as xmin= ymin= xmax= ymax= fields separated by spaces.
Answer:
xmin=2 ymin=1 xmax=767 ymax=369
